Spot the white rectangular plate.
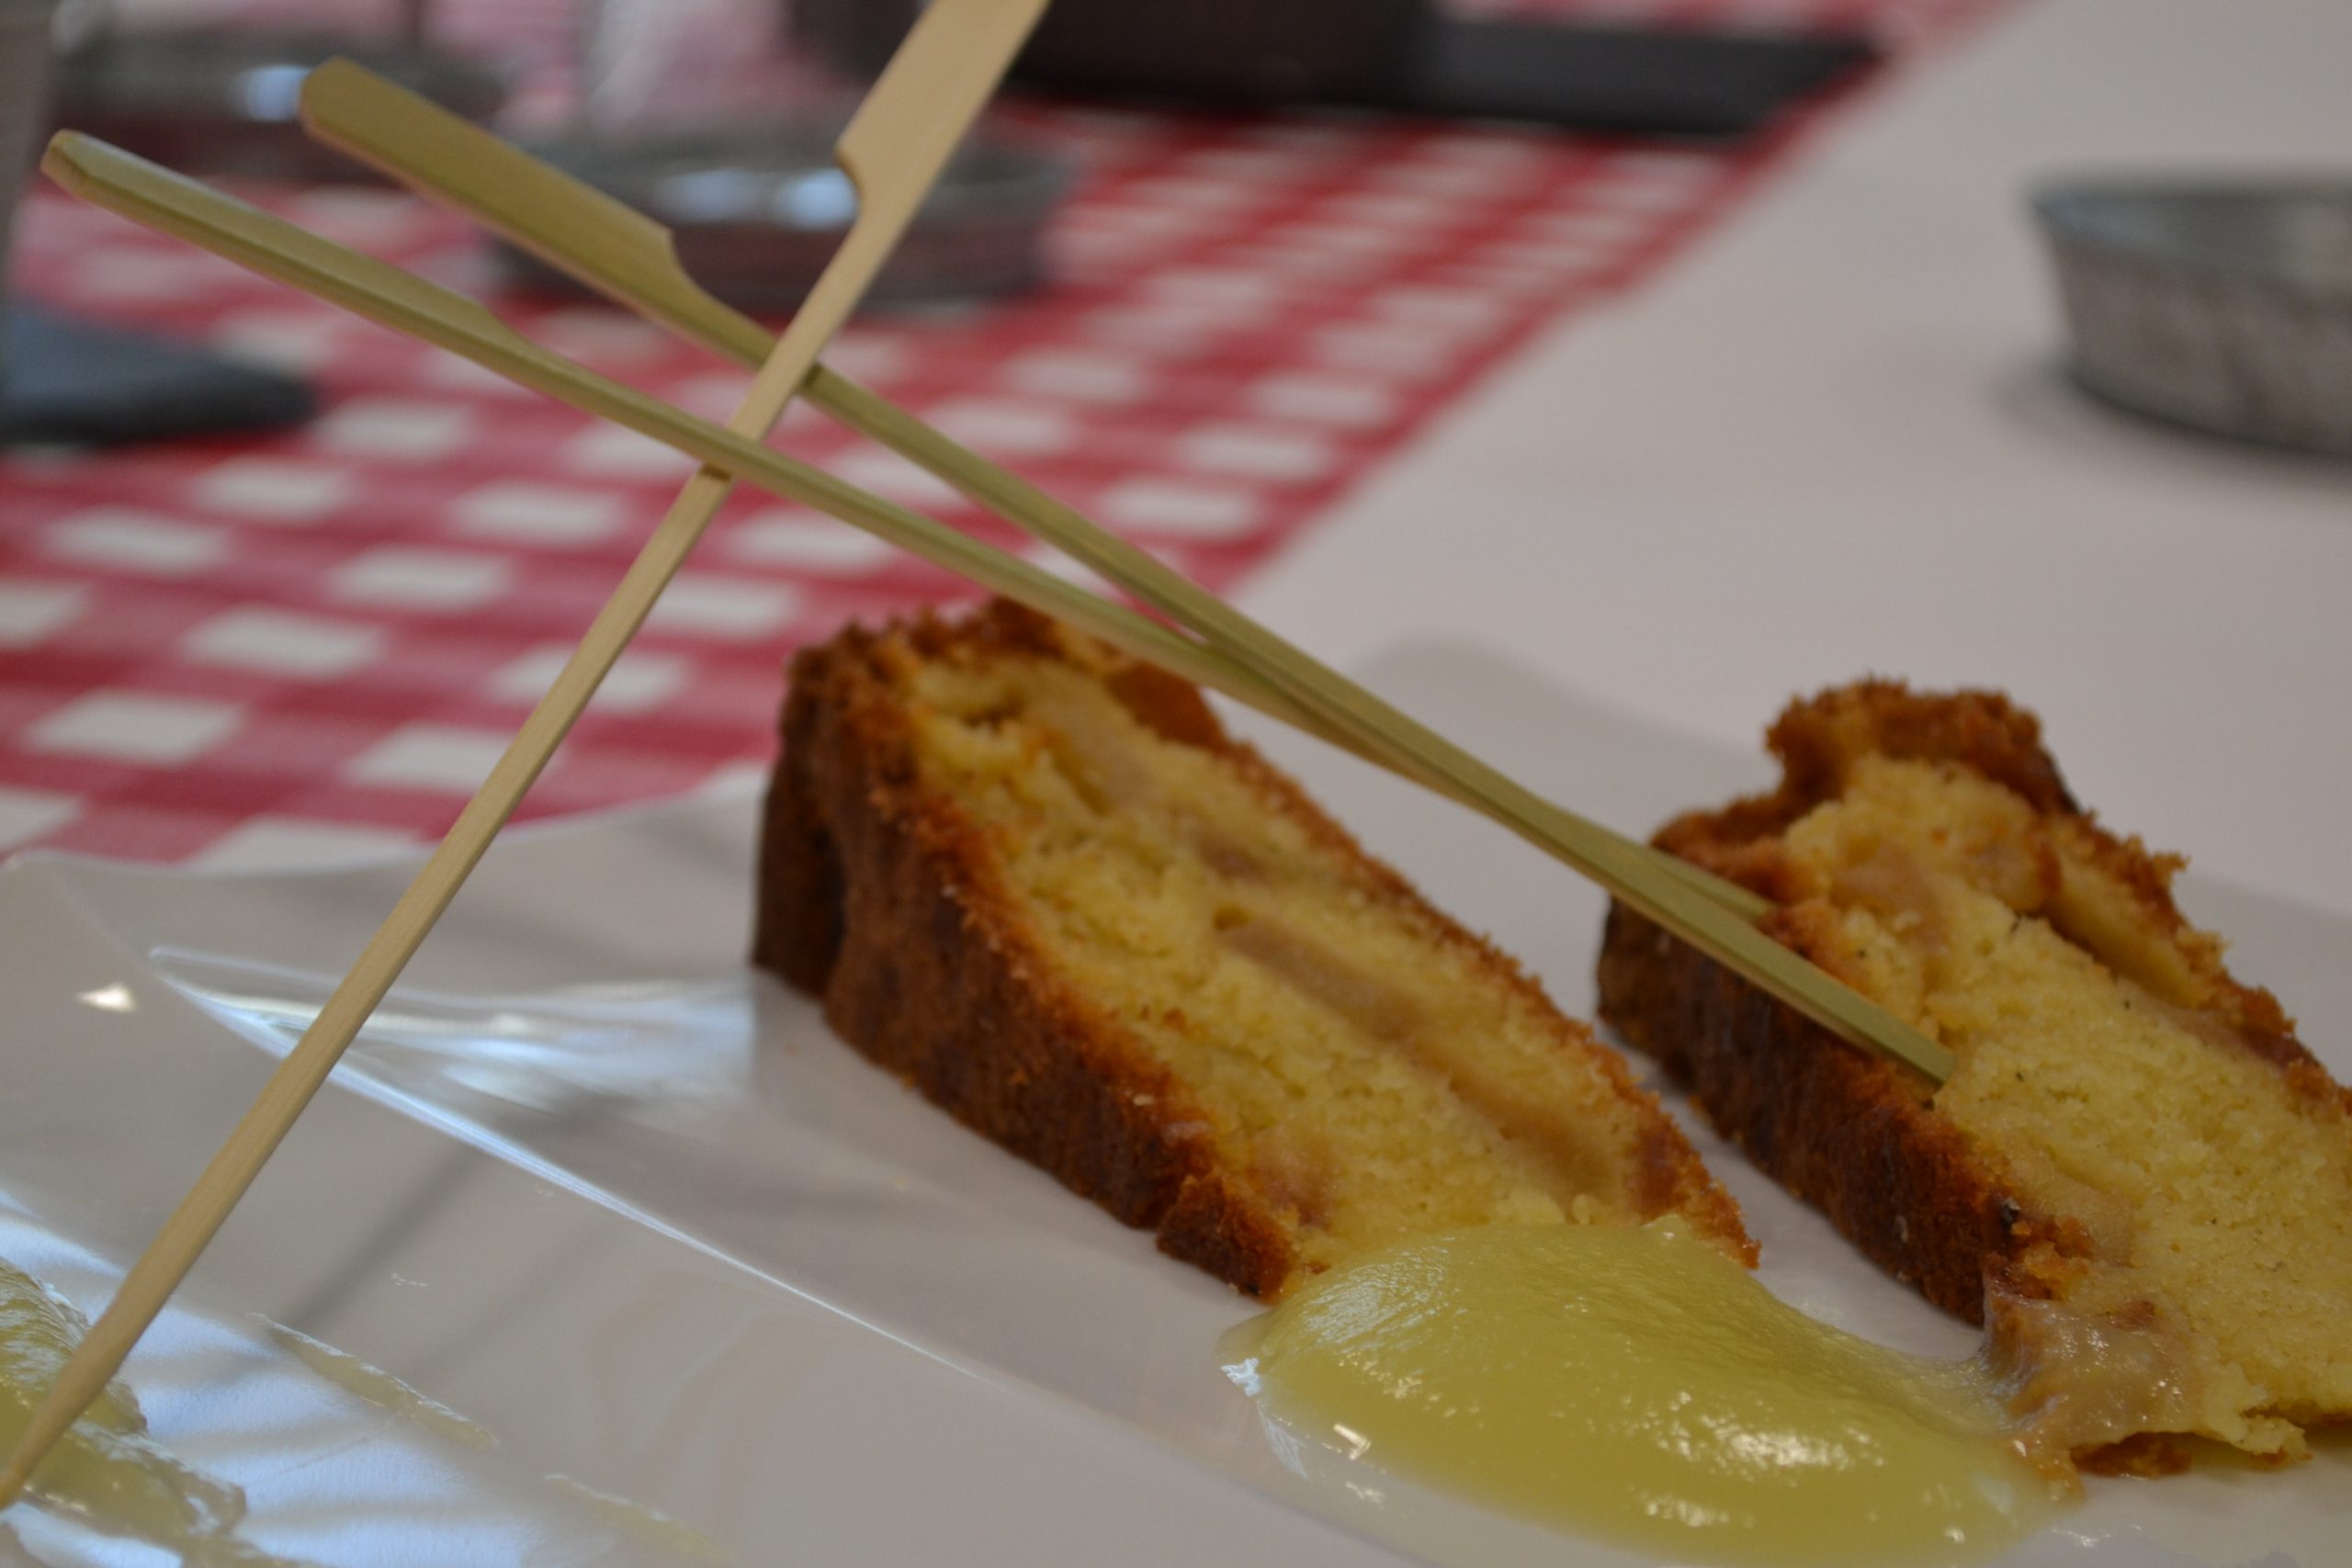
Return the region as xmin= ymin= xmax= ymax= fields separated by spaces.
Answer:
xmin=3 ymin=644 xmax=2343 ymax=1566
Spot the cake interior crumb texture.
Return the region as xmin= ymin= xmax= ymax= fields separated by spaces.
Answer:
xmin=1612 ymin=682 xmax=2352 ymax=1465
xmin=758 ymin=604 xmax=1749 ymax=1297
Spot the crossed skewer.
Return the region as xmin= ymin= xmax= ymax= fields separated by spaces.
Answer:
xmin=1 ymin=0 xmax=1953 ymax=1510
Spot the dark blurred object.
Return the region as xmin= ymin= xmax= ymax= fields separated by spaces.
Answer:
xmin=51 ymin=26 xmax=506 ymax=182
xmin=796 ymin=0 xmax=1878 ymax=141
xmin=1374 ymin=20 xmax=1875 ymax=138
xmin=491 ymin=120 xmax=1070 ymax=311
xmin=3 ymin=6 xmax=317 ymax=446
xmin=2036 ymin=179 xmax=2352 ymax=457
xmin=1 ymin=3 xmax=316 ymax=446
xmin=2 ymin=306 xmax=315 ymax=446
xmin=3 ymin=0 xmax=62 ymax=406
xmin=967 ymin=0 xmax=1426 ymax=104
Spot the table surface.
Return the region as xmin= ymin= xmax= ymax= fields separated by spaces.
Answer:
xmin=6 ymin=0 xmax=2348 ymax=937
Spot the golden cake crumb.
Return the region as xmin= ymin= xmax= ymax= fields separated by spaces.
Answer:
xmin=757 ymin=601 xmax=1751 ymax=1296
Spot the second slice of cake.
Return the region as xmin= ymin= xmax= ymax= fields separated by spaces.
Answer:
xmin=1597 ymin=682 xmax=2352 ymax=1469
xmin=755 ymin=603 xmax=1751 ymax=1297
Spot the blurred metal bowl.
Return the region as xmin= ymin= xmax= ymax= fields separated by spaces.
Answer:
xmin=2035 ymin=179 xmax=2352 ymax=456
xmin=51 ymin=31 xmax=507 ymax=182
xmin=492 ymin=122 xmax=1071 ymax=312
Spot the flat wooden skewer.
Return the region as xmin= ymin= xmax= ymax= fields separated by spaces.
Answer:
xmin=0 ymin=0 xmax=1051 ymax=1508
xmin=296 ymin=56 xmax=1771 ymax=927
xmin=40 ymin=146 xmax=1953 ymax=1091
xmin=37 ymin=132 xmax=1961 ymax=1073
xmin=37 ymin=138 xmax=1959 ymax=1077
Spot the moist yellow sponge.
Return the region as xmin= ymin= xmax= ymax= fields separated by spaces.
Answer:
xmin=756 ymin=602 xmax=1752 ymax=1296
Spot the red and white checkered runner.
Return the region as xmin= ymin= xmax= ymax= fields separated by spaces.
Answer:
xmin=0 ymin=0 xmax=2009 ymax=865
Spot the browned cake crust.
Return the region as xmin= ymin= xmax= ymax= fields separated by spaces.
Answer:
xmin=757 ymin=602 xmax=1746 ymax=1296
xmin=1596 ymin=680 xmax=2346 ymax=1328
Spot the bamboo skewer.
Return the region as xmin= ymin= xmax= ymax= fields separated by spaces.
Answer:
xmin=35 ymin=149 xmax=1955 ymax=1091
xmin=296 ymin=57 xmax=1772 ymax=927
xmin=0 ymin=0 xmax=1051 ymax=1508
xmin=36 ymin=132 xmax=1964 ymax=1086
xmin=40 ymin=130 xmax=1962 ymax=1071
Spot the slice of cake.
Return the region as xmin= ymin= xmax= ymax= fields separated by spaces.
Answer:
xmin=1597 ymin=681 xmax=2352 ymax=1470
xmin=755 ymin=602 xmax=1752 ymax=1298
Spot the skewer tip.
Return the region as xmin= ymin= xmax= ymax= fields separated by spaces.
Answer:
xmin=0 ymin=1448 xmax=36 ymax=1513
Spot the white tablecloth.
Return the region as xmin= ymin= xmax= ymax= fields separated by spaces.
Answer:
xmin=1244 ymin=0 xmax=2352 ymax=920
